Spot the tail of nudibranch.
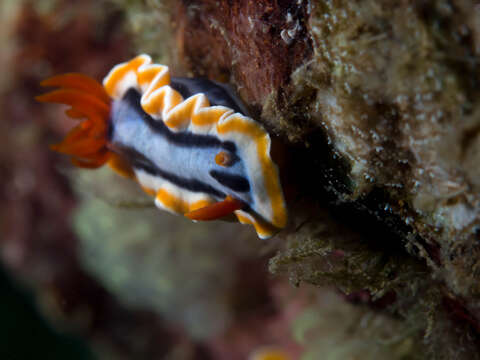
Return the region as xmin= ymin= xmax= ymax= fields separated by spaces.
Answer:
xmin=36 ymin=73 xmax=112 ymax=168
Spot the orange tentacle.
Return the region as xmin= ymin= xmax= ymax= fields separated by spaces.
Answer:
xmin=35 ymin=89 xmax=110 ymax=119
xmin=52 ymin=137 xmax=105 ymax=157
xmin=40 ymin=73 xmax=111 ymax=104
xmin=49 ymin=117 xmax=106 ymax=156
xmin=65 ymin=108 xmax=87 ymax=119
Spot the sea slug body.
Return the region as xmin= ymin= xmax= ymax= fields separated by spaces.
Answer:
xmin=37 ymin=54 xmax=287 ymax=239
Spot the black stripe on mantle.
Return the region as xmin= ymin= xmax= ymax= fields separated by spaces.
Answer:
xmin=111 ymin=88 xmax=237 ymax=153
xmin=110 ymin=144 xmax=227 ymax=198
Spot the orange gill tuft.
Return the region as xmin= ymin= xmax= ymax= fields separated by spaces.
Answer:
xmin=36 ymin=73 xmax=112 ymax=169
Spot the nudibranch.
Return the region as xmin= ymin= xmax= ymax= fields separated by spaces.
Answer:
xmin=37 ymin=54 xmax=287 ymax=238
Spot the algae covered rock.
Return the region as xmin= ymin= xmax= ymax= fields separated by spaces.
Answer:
xmin=128 ymin=0 xmax=480 ymax=358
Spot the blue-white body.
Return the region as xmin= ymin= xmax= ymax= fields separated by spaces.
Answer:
xmin=109 ymin=88 xmax=253 ymax=206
